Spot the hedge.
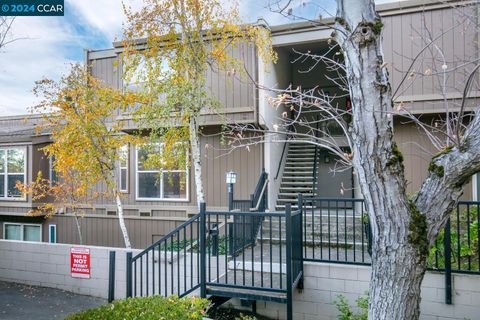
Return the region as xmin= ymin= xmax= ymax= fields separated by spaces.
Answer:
xmin=66 ymin=295 xmax=210 ymax=320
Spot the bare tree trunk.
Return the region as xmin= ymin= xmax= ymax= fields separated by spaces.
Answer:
xmin=189 ymin=116 xmax=205 ymax=207
xmin=335 ymin=1 xmax=428 ymax=318
xmin=114 ymin=189 xmax=131 ymax=249
xmin=72 ymin=211 xmax=83 ymax=245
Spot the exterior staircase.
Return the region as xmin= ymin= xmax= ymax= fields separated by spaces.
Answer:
xmin=275 ymin=142 xmax=317 ymax=211
xmin=263 ymin=142 xmax=368 ymax=254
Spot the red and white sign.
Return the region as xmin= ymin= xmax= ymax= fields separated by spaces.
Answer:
xmin=70 ymin=247 xmax=90 ymax=279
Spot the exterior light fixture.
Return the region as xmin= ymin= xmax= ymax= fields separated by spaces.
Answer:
xmin=226 ymin=171 xmax=237 ymax=184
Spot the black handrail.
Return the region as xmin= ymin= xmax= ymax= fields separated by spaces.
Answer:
xmin=311 ymin=116 xmax=320 ymax=196
xmin=275 ymin=141 xmax=289 ymax=180
xmin=126 ymin=202 xmax=304 ymax=320
xmin=127 ymin=213 xmax=202 ymax=298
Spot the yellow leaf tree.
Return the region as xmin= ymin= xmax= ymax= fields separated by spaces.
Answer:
xmin=18 ymin=171 xmax=99 ymax=245
xmin=30 ymin=64 xmax=140 ymax=248
xmin=122 ymin=0 xmax=275 ymax=207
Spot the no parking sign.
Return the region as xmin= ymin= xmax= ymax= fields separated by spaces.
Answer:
xmin=70 ymin=247 xmax=90 ymax=279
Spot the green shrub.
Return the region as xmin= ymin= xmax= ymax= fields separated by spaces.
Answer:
xmin=66 ymin=295 xmax=210 ymax=320
xmin=334 ymin=294 xmax=368 ymax=320
xmin=428 ymin=206 xmax=479 ymax=271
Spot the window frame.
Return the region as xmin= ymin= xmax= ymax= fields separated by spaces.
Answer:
xmin=48 ymin=224 xmax=57 ymax=243
xmin=119 ymin=145 xmax=129 ymax=193
xmin=0 ymin=146 xmax=27 ymax=201
xmin=135 ymin=144 xmax=189 ymax=202
xmin=3 ymin=222 xmax=42 ymax=242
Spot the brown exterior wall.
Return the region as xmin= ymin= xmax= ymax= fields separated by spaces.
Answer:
xmin=88 ymin=126 xmax=264 ymax=214
xmin=382 ymin=4 xmax=479 ymax=113
xmin=46 ymin=215 xmax=188 ymax=249
xmin=88 ymin=41 xmax=258 ymax=126
xmin=394 ymin=119 xmax=473 ymax=199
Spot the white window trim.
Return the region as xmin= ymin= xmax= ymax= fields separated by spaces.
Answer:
xmin=48 ymin=224 xmax=57 ymax=243
xmin=119 ymin=145 xmax=129 ymax=193
xmin=135 ymin=145 xmax=189 ymax=202
xmin=3 ymin=222 xmax=42 ymax=242
xmin=0 ymin=146 xmax=27 ymax=201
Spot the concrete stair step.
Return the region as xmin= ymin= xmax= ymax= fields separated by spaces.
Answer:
xmin=283 ymin=166 xmax=313 ymax=171
xmin=283 ymin=172 xmax=314 ymax=177
xmin=280 ymin=187 xmax=312 ymax=191
xmin=282 ymin=176 xmax=314 ymax=180
xmin=278 ymin=193 xmax=313 ymax=198
xmin=285 ymin=162 xmax=314 ymax=166
xmin=285 ymin=157 xmax=315 ymax=161
xmin=281 ymin=181 xmax=313 ymax=185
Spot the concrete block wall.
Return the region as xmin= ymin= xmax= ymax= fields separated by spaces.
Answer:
xmin=0 ymin=240 xmax=139 ymax=299
xmin=227 ymin=262 xmax=480 ymax=320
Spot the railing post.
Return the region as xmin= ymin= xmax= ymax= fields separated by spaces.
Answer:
xmin=200 ymin=202 xmax=207 ymax=298
xmin=228 ymin=183 xmax=234 ymax=211
xmin=126 ymin=251 xmax=132 ymax=298
xmin=211 ymin=224 xmax=218 ymax=257
xmin=285 ymin=203 xmax=293 ymax=320
xmin=297 ymin=193 xmax=304 ymax=290
xmin=444 ymin=217 xmax=452 ymax=305
xmin=108 ymin=251 xmax=116 ymax=303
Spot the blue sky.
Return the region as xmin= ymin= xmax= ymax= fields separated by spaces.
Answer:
xmin=0 ymin=0 xmax=397 ymax=116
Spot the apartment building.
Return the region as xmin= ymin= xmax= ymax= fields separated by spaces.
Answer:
xmin=0 ymin=0 xmax=477 ymax=249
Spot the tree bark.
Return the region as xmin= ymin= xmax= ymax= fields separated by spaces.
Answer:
xmin=189 ymin=116 xmax=205 ymax=207
xmin=72 ymin=211 xmax=83 ymax=245
xmin=335 ymin=1 xmax=427 ymax=318
xmin=114 ymin=189 xmax=132 ymax=249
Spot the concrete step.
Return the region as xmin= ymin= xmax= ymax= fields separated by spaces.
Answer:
xmin=283 ymin=166 xmax=313 ymax=171
xmin=281 ymin=181 xmax=313 ymax=185
xmin=280 ymin=186 xmax=313 ymax=190
xmin=285 ymin=157 xmax=315 ymax=161
xmin=287 ymin=154 xmax=315 ymax=158
xmin=283 ymin=172 xmax=314 ymax=176
xmin=282 ymin=176 xmax=314 ymax=180
xmin=278 ymin=193 xmax=313 ymax=198
xmin=285 ymin=161 xmax=314 ymax=166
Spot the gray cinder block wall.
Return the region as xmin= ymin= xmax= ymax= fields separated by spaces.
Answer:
xmin=226 ymin=262 xmax=480 ymax=320
xmin=0 ymin=240 xmax=139 ymax=299
xmin=1 ymin=240 xmax=479 ymax=320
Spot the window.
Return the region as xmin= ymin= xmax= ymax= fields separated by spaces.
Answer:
xmin=136 ymin=144 xmax=188 ymax=200
xmin=49 ymin=155 xmax=58 ymax=184
xmin=4 ymin=223 xmax=41 ymax=242
xmin=119 ymin=145 xmax=129 ymax=192
xmin=49 ymin=224 xmax=57 ymax=243
xmin=0 ymin=147 xmax=26 ymax=199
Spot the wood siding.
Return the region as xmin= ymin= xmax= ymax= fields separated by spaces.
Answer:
xmin=382 ymin=5 xmax=479 ymax=113
xmin=395 ymin=119 xmax=472 ymax=199
xmin=88 ymin=126 xmax=263 ymax=213
xmin=45 ymin=215 xmax=188 ymax=249
xmin=88 ymin=41 xmax=258 ymax=125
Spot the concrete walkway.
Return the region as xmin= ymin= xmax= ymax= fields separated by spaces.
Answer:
xmin=0 ymin=281 xmax=106 ymax=320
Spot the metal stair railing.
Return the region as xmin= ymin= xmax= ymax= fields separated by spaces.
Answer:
xmin=126 ymin=213 xmax=202 ymax=298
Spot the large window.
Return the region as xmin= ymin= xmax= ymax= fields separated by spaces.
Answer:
xmin=4 ymin=223 xmax=41 ymax=242
xmin=0 ymin=147 xmax=26 ymax=199
xmin=119 ymin=145 xmax=129 ymax=192
xmin=136 ymin=144 xmax=188 ymax=200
